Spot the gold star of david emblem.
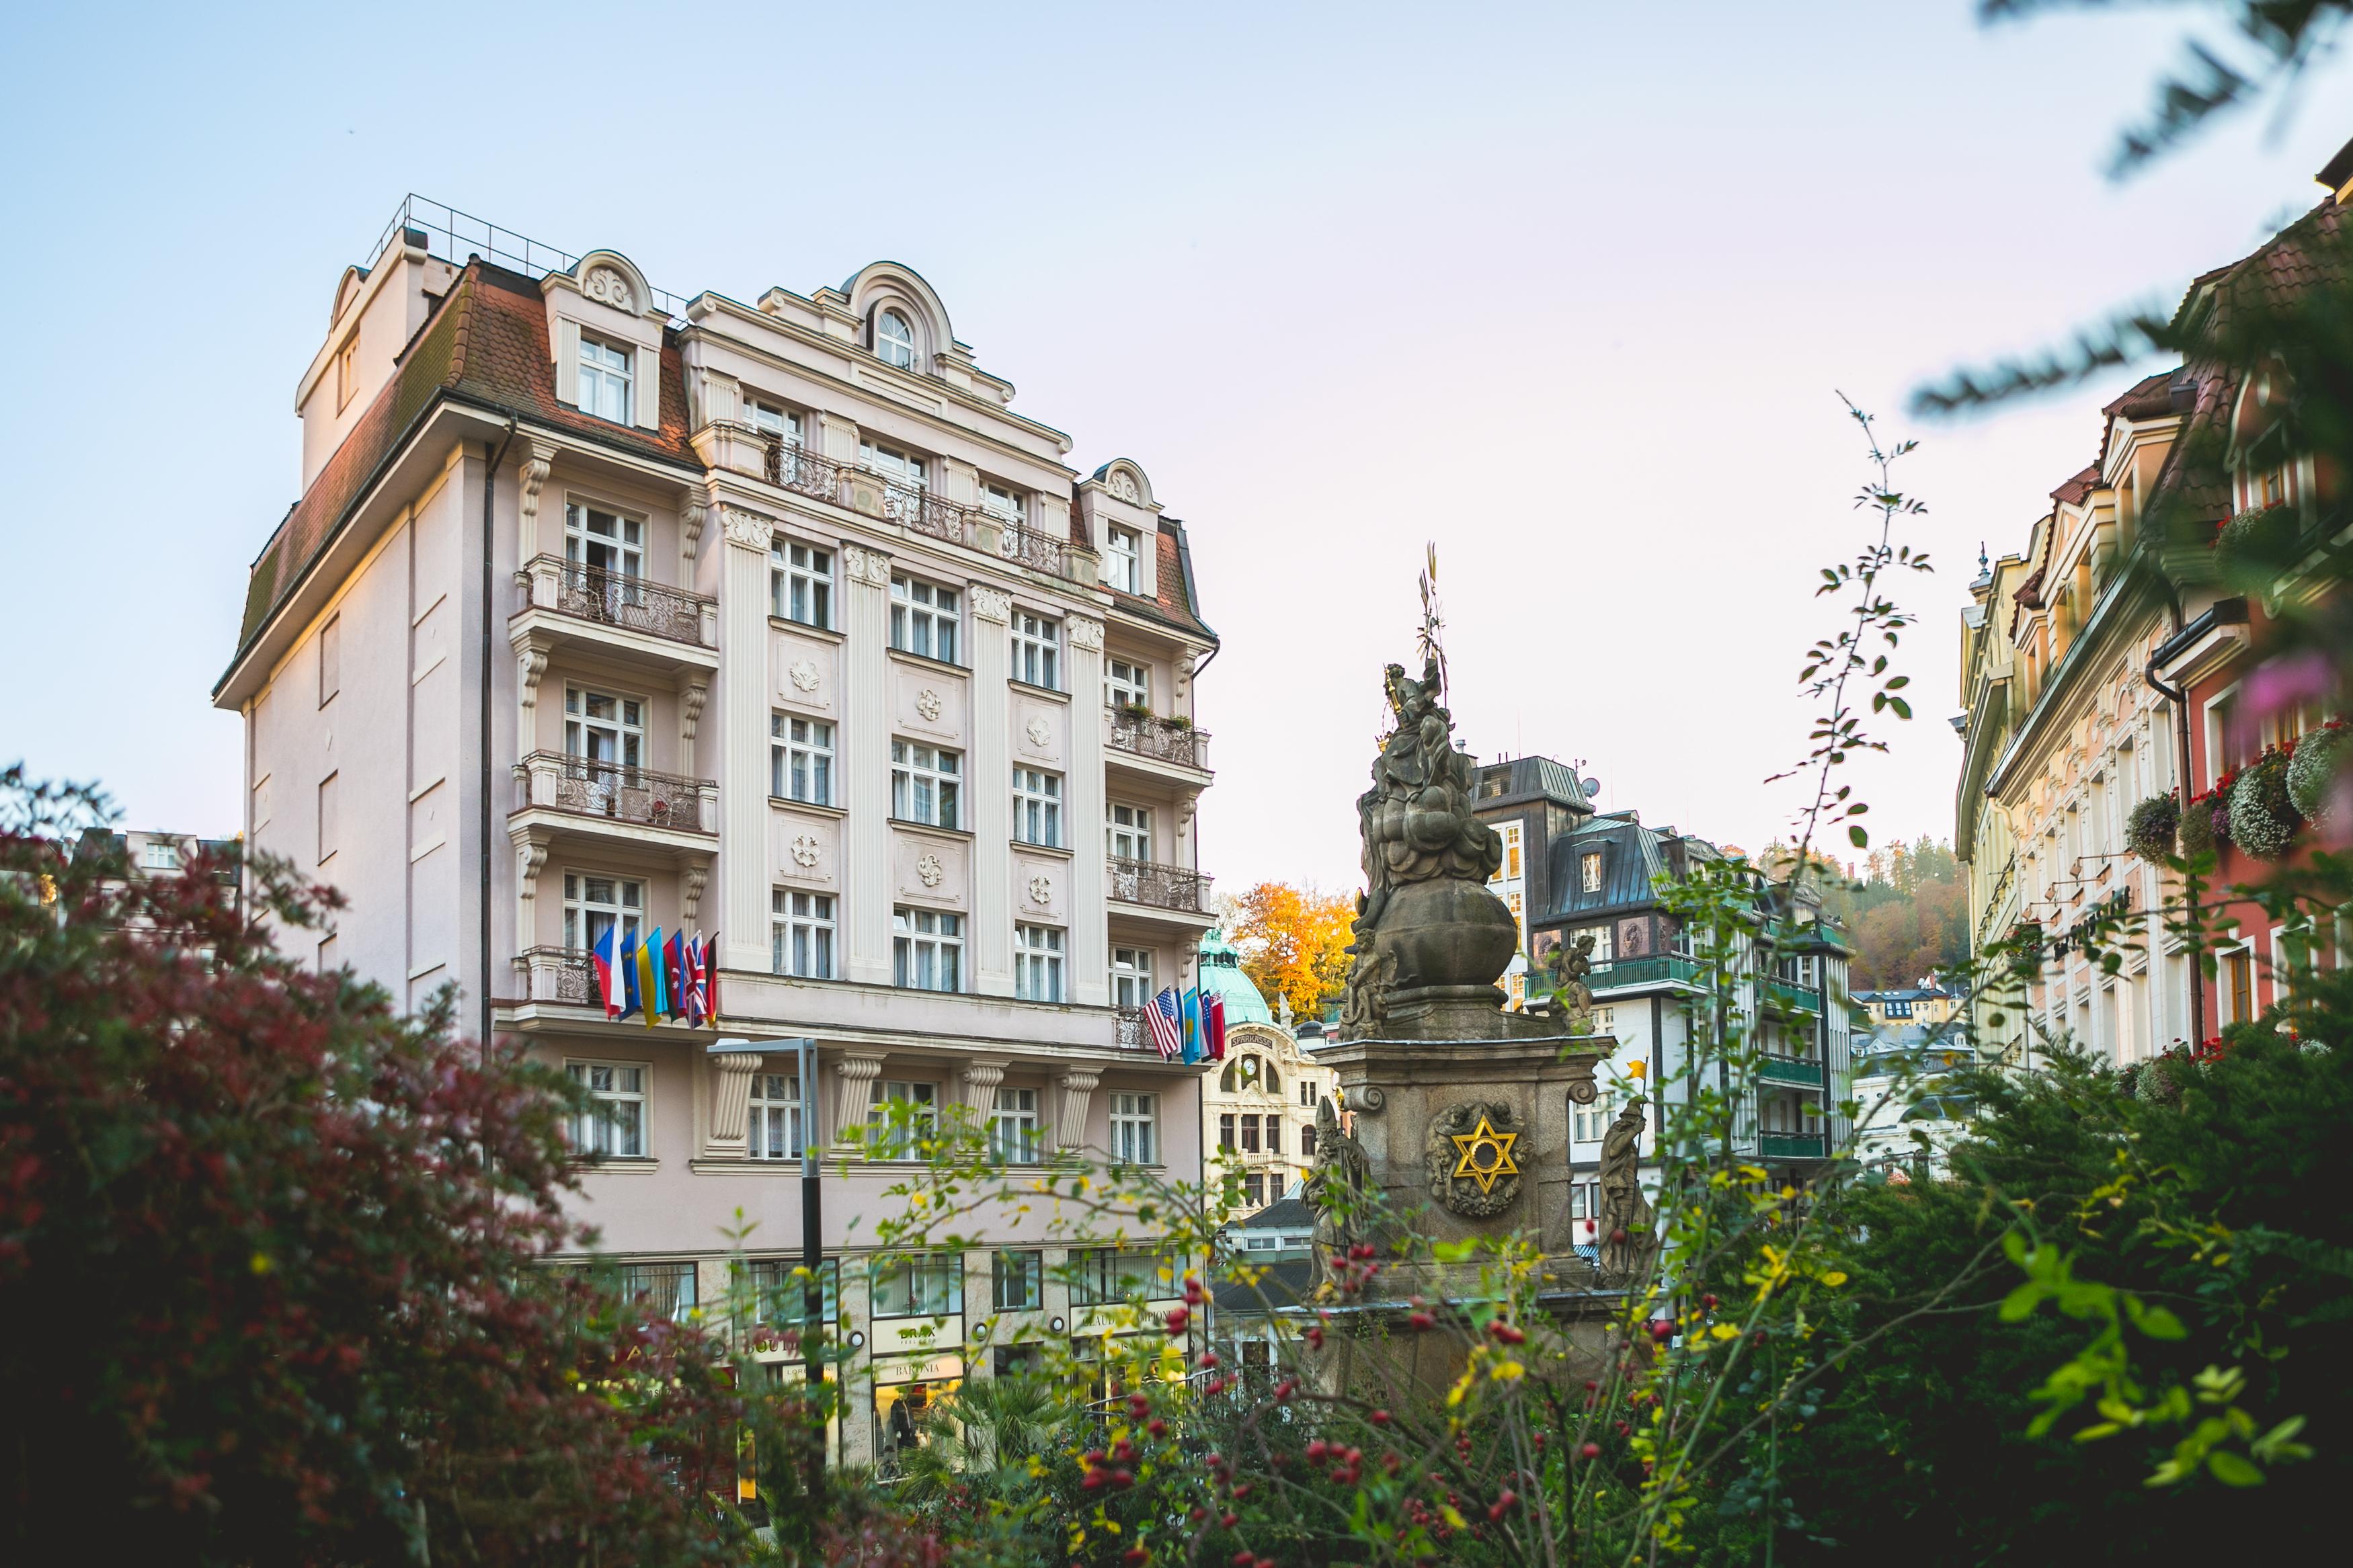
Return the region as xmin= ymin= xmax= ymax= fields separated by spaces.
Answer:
xmin=1450 ymin=1115 xmax=1521 ymax=1194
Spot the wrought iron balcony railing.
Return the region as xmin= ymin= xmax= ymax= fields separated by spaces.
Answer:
xmin=1116 ymin=1005 xmax=1148 ymax=1050
xmin=518 ymin=555 xmax=717 ymax=649
xmin=516 ymin=945 xmax=596 ymax=1005
xmin=1107 ymin=857 xmax=1212 ymax=913
xmin=1105 ymin=709 xmax=1211 ymax=771
xmin=763 ymin=438 xmax=1074 ymax=577
xmin=515 ymin=753 xmax=718 ymax=835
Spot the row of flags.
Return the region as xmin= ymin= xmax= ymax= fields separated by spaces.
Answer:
xmin=1145 ymin=986 xmax=1228 ymax=1064
xmin=590 ymin=926 xmax=720 ymax=1027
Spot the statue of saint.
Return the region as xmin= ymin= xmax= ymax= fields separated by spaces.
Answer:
xmin=1302 ymin=1098 xmax=1373 ymax=1272
xmin=1596 ymin=1096 xmax=1657 ymax=1282
xmin=1555 ymin=932 xmax=1598 ymax=1032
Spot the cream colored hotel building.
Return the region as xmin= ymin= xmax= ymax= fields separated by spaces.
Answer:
xmin=214 ymin=201 xmax=1220 ymax=1464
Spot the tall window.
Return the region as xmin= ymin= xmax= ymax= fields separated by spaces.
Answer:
xmin=891 ymin=741 xmax=961 ymax=827
xmin=1239 ymin=1115 xmax=1261 ymax=1154
xmin=860 ymin=438 xmax=925 ymax=490
xmin=566 ymin=1061 xmax=646 ymax=1157
xmin=1108 ymin=803 xmax=1154 ymax=862
xmin=567 ymin=687 xmax=643 ymax=767
xmin=991 ymin=1087 xmax=1041 ymax=1163
xmin=771 ymin=714 xmax=834 ymax=804
xmin=333 ymin=334 xmax=359 ymax=411
xmin=1070 ymin=1247 xmax=1171 ymax=1306
xmin=983 ymin=483 xmax=1025 ymax=528
xmin=1111 ymin=946 xmax=1154 ymax=1009
xmin=992 ymin=1250 xmax=1043 ymax=1311
xmin=563 ymin=872 xmax=643 ymax=954
xmin=1015 ymin=924 xmax=1065 ymax=1003
xmin=1012 ymin=768 xmax=1062 ymax=847
xmin=318 ymin=615 xmax=340 ymax=706
xmin=890 ymin=576 xmax=960 ymax=663
xmin=744 ymin=396 xmax=798 ymax=442
xmin=1267 ymin=1118 xmax=1283 ymax=1156
xmin=753 ymin=1257 xmax=838 ymax=1327
xmin=565 ymin=502 xmax=642 ymax=579
xmin=614 ymin=1262 xmax=696 ymax=1322
xmin=1572 ymin=1092 xmax=1612 ymax=1145
xmin=772 ymin=889 xmax=836 ymax=979
xmin=871 ymin=1253 xmax=963 ymax=1319
xmin=1011 ymin=612 xmax=1061 ymax=690
xmin=1107 ymin=659 xmax=1150 ymax=712
xmin=1110 ymin=1091 xmax=1158 ymax=1165
xmin=770 ymin=539 xmax=832 ymax=628
xmin=1581 ymin=851 xmax=1604 ymax=894
xmin=1105 ymin=526 xmax=1142 ymax=594
xmin=748 ymin=1071 xmax=803 ymax=1159
xmin=875 ymin=309 xmax=916 ymax=370
xmin=894 ymin=909 xmax=963 ymax=991
xmin=1490 ymin=822 xmax=1524 ymax=882
xmin=869 ymin=1081 xmax=939 ymax=1158
xmin=577 ymin=335 xmax=633 ymax=423
xmin=1218 ymin=1113 xmax=1236 ymax=1150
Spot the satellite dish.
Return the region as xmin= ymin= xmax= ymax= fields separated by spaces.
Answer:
xmin=1581 ymin=777 xmax=1601 ymax=798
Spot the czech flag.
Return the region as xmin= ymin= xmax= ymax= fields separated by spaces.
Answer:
xmin=591 ymin=925 xmax=620 ymax=1018
xmin=637 ymin=927 xmax=664 ymax=1028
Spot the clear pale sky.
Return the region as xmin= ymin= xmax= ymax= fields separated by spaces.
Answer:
xmin=3 ymin=2 xmax=2347 ymax=894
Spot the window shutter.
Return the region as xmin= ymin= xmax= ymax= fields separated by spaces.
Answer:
xmin=633 ymin=337 xmax=661 ymax=431
xmin=555 ymin=319 xmax=581 ymax=409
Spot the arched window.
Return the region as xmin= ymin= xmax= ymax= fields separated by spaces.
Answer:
xmin=1220 ymin=1061 xmax=1238 ymax=1094
xmin=877 ymin=308 xmax=915 ymax=370
xmin=1264 ymin=1065 xmax=1282 ymax=1097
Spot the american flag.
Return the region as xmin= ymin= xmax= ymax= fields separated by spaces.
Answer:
xmin=1146 ymin=987 xmax=1184 ymax=1060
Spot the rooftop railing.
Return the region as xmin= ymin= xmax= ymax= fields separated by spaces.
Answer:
xmin=371 ymin=195 xmax=694 ymax=317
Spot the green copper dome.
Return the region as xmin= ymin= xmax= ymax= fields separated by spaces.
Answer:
xmin=1197 ymin=929 xmax=1275 ymax=1026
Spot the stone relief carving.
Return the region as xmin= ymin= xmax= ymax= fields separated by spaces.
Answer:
xmin=788 ymin=659 xmax=820 ymax=693
xmin=916 ymin=853 xmax=945 ymax=889
xmin=969 ymin=585 xmax=1013 ymax=623
xmin=582 ymin=266 xmax=635 ymax=311
xmin=1110 ymin=469 xmax=1140 ymax=502
xmin=1302 ymin=1099 xmax=1372 ymax=1271
xmin=790 ymin=833 xmax=822 ymax=869
xmin=1027 ymin=874 xmax=1053 ymax=907
xmin=681 ymin=495 xmax=707 ymax=561
xmin=1423 ymin=1101 xmax=1524 ymax=1218
xmin=722 ymin=507 xmax=774 ymax=550
xmin=679 ymin=679 xmax=709 ymax=745
xmin=516 ymin=648 xmax=549 ymax=708
xmin=1025 ymin=716 xmax=1053 ymax=748
xmin=841 ymin=545 xmax=892 ymax=587
xmin=1066 ymin=615 xmax=1105 ymax=652
xmin=916 ymin=688 xmax=943 ymax=721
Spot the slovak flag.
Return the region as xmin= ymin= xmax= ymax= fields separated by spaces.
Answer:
xmin=591 ymin=925 xmax=621 ymax=1018
xmin=1146 ymin=987 xmax=1184 ymax=1060
xmin=1205 ymin=993 xmax=1228 ymax=1061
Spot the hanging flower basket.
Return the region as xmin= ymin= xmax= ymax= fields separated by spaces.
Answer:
xmin=2287 ymin=720 xmax=2349 ymax=821
xmin=2227 ymin=747 xmax=2301 ymax=860
xmin=2212 ymin=503 xmax=2301 ymax=589
xmin=2178 ymin=786 xmax=2221 ymax=857
xmin=2124 ymin=792 xmax=2180 ymax=864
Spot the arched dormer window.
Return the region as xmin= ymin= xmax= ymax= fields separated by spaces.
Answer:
xmin=1264 ymin=1065 xmax=1282 ymax=1097
xmin=1220 ymin=1061 xmax=1239 ymax=1094
xmin=877 ymin=308 xmax=915 ymax=370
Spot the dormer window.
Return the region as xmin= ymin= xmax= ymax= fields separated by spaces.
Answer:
xmin=1105 ymin=526 xmax=1142 ymax=594
xmin=333 ymin=334 xmax=360 ymax=412
xmin=577 ymin=335 xmax=633 ymax=423
xmin=877 ymin=308 xmax=916 ymax=370
xmin=984 ymin=484 xmax=1025 ymax=528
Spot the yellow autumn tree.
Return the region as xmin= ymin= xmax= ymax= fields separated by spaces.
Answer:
xmin=1228 ymin=882 xmax=1357 ymax=1022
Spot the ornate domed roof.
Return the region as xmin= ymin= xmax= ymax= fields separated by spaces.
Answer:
xmin=1197 ymin=929 xmax=1275 ymax=1026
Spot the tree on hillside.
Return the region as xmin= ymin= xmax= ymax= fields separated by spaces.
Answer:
xmin=0 ymin=771 xmax=833 ymax=1564
xmin=1817 ymin=834 xmax=1970 ymax=989
xmin=1226 ymin=881 xmax=1355 ymax=1020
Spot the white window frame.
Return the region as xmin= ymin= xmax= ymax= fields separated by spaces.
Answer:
xmin=334 ymin=333 xmax=360 ymax=411
xmin=1111 ymin=945 xmax=1155 ymax=1009
xmin=889 ymin=575 xmax=960 ymax=664
xmin=875 ymin=309 xmax=916 ymax=371
xmin=1581 ymin=851 xmax=1604 ymax=894
xmin=891 ymin=741 xmax=962 ymax=828
xmin=566 ymin=1060 xmax=648 ymax=1158
xmin=562 ymin=871 xmax=643 ymax=954
xmin=991 ymin=1086 xmax=1042 ymax=1164
xmin=1013 ymin=767 xmax=1062 ymax=848
xmin=860 ymin=438 xmax=926 ymax=490
xmin=893 ymin=908 xmax=963 ymax=992
xmin=567 ymin=686 xmax=644 ymax=768
xmin=1011 ymin=612 xmax=1061 ymax=690
xmin=577 ymin=333 xmax=633 ymax=423
xmin=869 ymin=1080 xmax=940 ymax=1159
xmin=983 ymin=483 xmax=1025 ymax=528
xmin=1015 ymin=923 xmax=1065 ymax=1003
xmin=748 ymin=1070 xmax=803 ymax=1159
xmin=770 ymin=538 xmax=833 ymax=628
xmin=1572 ymin=1091 xmax=1612 ymax=1145
xmin=1110 ymin=1091 xmax=1158 ymax=1166
xmin=1105 ymin=525 xmax=1142 ymax=594
xmin=771 ymin=714 xmax=834 ymax=805
xmin=1107 ymin=659 xmax=1150 ymax=713
xmin=143 ymin=839 xmax=182 ymax=871
xmin=565 ymin=500 xmax=643 ymax=580
xmin=1108 ymin=802 xmax=1154 ymax=862
xmin=772 ymin=889 xmax=837 ymax=979
xmin=744 ymin=395 xmax=799 ymax=442
xmin=992 ymin=1249 xmax=1043 ymax=1311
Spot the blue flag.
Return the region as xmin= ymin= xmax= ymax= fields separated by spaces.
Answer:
xmin=646 ymin=926 xmax=670 ymax=1020
xmin=619 ymin=930 xmax=642 ymax=1019
xmin=1183 ymin=988 xmax=1203 ymax=1062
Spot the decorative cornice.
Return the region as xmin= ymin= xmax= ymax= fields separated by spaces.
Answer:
xmin=1066 ymin=614 xmax=1105 ymax=652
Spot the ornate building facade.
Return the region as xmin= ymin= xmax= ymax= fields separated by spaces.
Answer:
xmin=213 ymin=202 xmax=1222 ymax=1466
xmin=1196 ymin=930 xmax=1334 ymax=1212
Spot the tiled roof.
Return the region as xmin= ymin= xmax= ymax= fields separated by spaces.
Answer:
xmin=2049 ymin=462 xmax=2100 ymax=507
xmin=1105 ymin=520 xmax=1216 ymax=641
xmin=230 ymin=261 xmax=696 ymax=667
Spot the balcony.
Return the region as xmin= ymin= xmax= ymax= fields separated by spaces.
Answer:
xmin=1762 ymin=979 xmax=1821 ymax=1015
xmin=1106 ymin=710 xmax=1212 ymax=774
xmin=1116 ymin=1006 xmax=1154 ymax=1053
xmin=516 ymin=946 xmax=596 ymax=1006
xmin=1758 ymin=1132 xmax=1827 ymax=1160
xmin=517 ymin=556 xmax=717 ymax=649
xmin=1757 ymin=1055 xmax=1827 ymax=1089
xmin=762 ymin=438 xmax=1072 ymax=579
xmin=512 ymin=754 xmax=718 ymax=851
xmin=1587 ymin=955 xmax=1704 ymax=993
xmin=1107 ymin=856 xmax=1213 ymax=917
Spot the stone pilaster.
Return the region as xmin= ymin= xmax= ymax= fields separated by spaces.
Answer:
xmin=719 ymin=503 xmax=775 ymax=973
xmin=706 ymin=1050 xmax=762 ymax=1157
xmin=842 ymin=544 xmax=894 ymax=984
xmin=1056 ymin=1067 xmax=1101 ymax=1153
xmin=969 ymin=585 xmax=1015 ymax=997
xmin=835 ymin=1049 xmax=886 ymax=1149
xmin=1065 ymin=614 xmax=1109 ymax=1006
xmin=961 ymin=1057 xmax=1009 ymax=1120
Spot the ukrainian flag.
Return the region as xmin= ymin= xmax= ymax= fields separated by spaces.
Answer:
xmin=637 ymin=928 xmax=663 ymax=1028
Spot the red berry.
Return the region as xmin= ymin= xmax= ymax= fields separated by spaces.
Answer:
xmin=1370 ymin=1408 xmax=1392 ymax=1425
xmin=1165 ymin=1306 xmax=1191 ymax=1335
xmin=1581 ymin=1442 xmax=1601 ymax=1459
xmin=1408 ymin=1311 xmax=1435 ymax=1331
xmin=1220 ymin=1512 xmax=1238 ymax=1528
